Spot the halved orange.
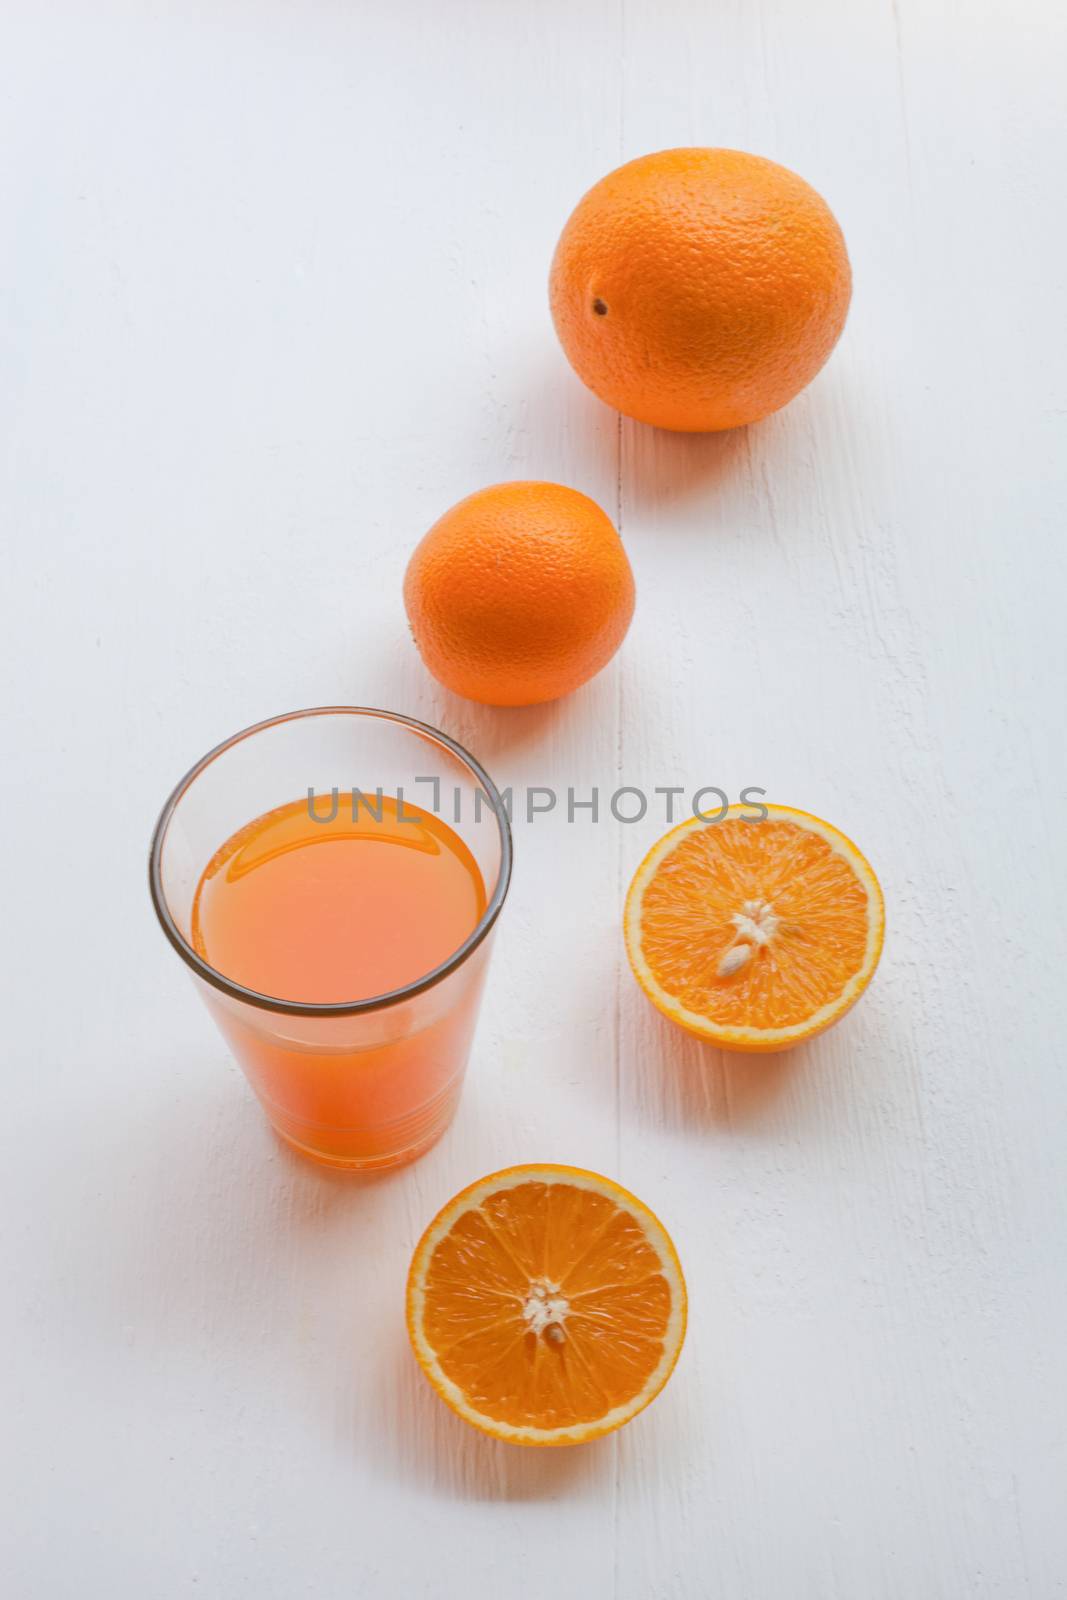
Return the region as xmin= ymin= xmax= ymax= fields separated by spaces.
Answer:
xmin=406 ymin=1164 xmax=687 ymax=1446
xmin=625 ymin=804 xmax=884 ymax=1052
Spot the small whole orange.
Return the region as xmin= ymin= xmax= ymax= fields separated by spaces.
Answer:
xmin=403 ymin=481 xmax=634 ymax=707
xmin=550 ymin=147 xmax=851 ymax=432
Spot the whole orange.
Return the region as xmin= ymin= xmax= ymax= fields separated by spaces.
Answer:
xmin=403 ymin=481 xmax=635 ymax=706
xmin=550 ymin=147 xmax=851 ymax=432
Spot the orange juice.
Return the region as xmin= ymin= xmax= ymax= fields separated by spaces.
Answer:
xmin=191 ymin=792 xmax=490 ymax=1167
xmin=193 ymin=793 xmax=486 ymax=1003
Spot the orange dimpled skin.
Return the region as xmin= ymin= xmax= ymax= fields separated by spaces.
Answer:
xmin=550 ymin=148 xmax=852 ymax=432
xmin=403 ymin=481 xmax=635 ymax=706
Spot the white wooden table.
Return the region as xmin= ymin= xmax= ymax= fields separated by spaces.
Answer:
xmin=4 ymin=3 xmax=1065 ymax=1595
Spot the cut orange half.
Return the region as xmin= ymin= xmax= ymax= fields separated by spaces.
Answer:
xmin=406 ymin=1164 xmax=687 ymax=1447
xmin=625 ymin=804 xmax=884 ymax=1052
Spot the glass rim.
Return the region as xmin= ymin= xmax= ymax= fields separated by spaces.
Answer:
xmin=148 ymin=705 xmax=514 ymax=1019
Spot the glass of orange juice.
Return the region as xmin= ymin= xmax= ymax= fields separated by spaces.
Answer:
xmin=149 ymin=708 xmax=512 ymax=1170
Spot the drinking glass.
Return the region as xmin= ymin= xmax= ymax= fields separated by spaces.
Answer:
xmin=149 ymin=708 xmax=512 ymax=1170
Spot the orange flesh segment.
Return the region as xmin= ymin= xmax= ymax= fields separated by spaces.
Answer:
xmin=421 ymin=1181 xmax=672 ymax=1430
xmin=638 ymin=817 xmax=871 ymax=1030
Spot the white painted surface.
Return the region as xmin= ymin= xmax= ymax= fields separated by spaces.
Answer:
xmin=2 ymin=2 xmax=1066 ymax=1595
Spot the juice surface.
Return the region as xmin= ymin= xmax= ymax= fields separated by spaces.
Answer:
xmin=192 ymin=792 xmax=487 ymax=1004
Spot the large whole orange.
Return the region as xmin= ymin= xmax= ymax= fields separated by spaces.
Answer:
xmin=403 ymin=481 xmax=635 ymax=706
xmin=550 ymin=148 xmax=851 ymax=432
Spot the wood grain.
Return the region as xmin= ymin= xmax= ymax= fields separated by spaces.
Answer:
xmin=2 ymin=1 xmax=1065 ymax=1595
